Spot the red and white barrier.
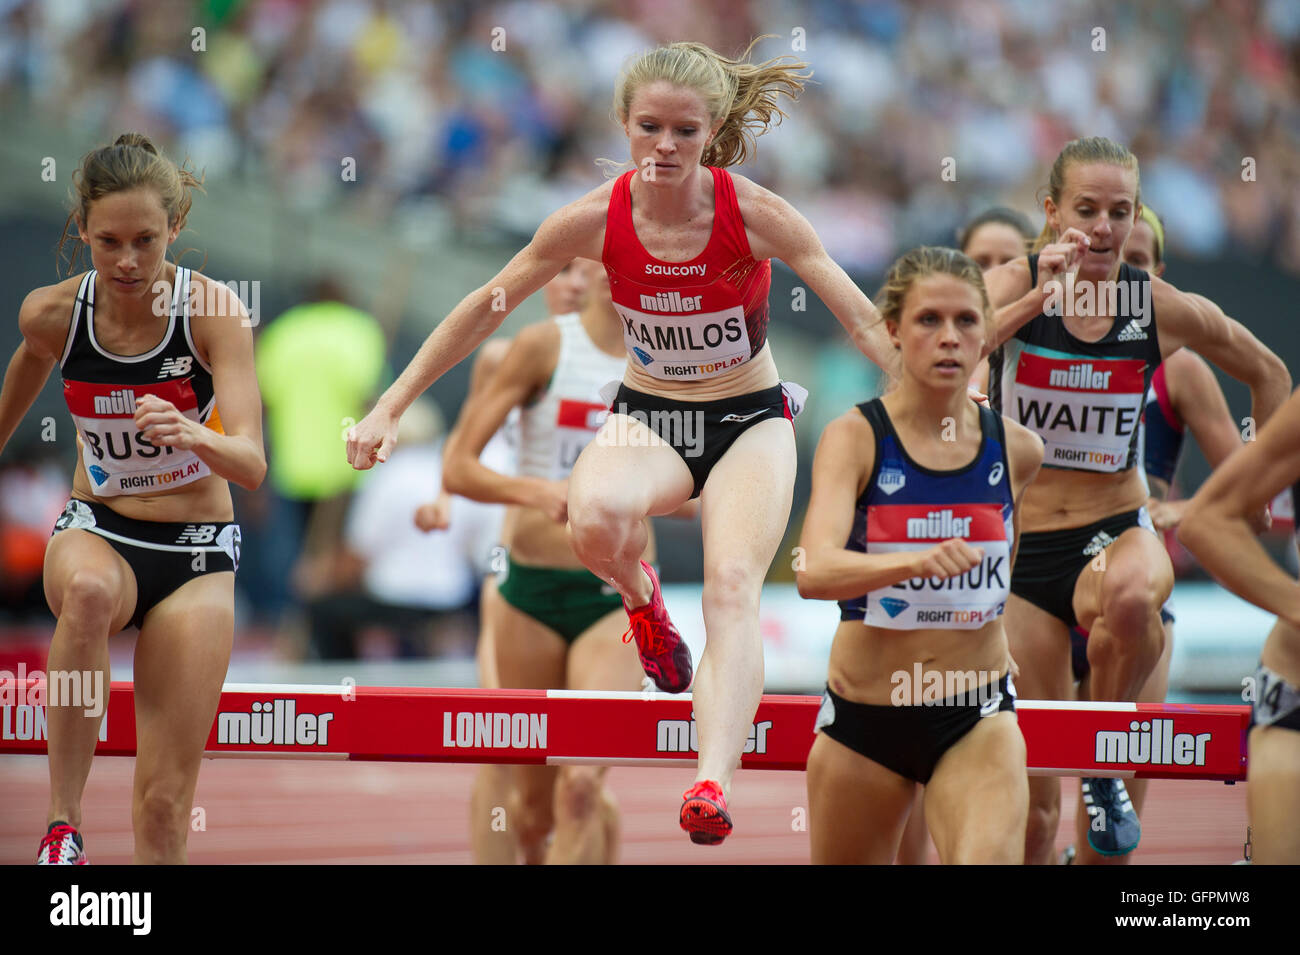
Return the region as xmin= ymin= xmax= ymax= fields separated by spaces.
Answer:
xmin=0 ymin=682 xmax=1250 ymax=780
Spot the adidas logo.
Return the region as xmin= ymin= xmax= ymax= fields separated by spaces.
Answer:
xmin=1116 ymin=320 xmax=1147 ymax=342
xmin=1083 ymin=530 xmax=1115 ymax=557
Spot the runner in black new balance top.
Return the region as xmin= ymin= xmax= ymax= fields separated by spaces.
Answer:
xmin=1180 ymin=387 xmax=1300 ymax=864
xmin=0 ymin=134 xmax=265 ymax=864
xmin=982 ymin=136 xmax=1290 ymax=864
xmin=799 ymin=247 xmax=1044 ymax=864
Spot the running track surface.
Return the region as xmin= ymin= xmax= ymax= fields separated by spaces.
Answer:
xmin=0 ymin=756 xmax=1248 ymax=864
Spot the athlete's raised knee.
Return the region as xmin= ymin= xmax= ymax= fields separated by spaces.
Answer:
xmin=55 ymin=569 xmax=121 ymax=628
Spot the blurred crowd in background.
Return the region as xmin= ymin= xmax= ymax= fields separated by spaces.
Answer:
xmin=1 ymin=0 xmax=1298 ymax=273
xmin=1 ymin=0 xmax=1298 ymax=659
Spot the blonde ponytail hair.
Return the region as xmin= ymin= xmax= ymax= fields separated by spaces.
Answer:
xmin=613 ymin=37 xmax=810 ymax=168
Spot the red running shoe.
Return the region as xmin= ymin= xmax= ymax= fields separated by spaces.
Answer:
xmin=622 ymin=561 xmax=693 ymax=693
xmin=680 ymin=780 xmax=733 ymax=845
xmin=37 ymin=822 xmax=88 ymax=865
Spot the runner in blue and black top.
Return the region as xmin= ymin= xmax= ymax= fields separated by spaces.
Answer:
xmin=799 ymin=246 xmax=1044 ymax=864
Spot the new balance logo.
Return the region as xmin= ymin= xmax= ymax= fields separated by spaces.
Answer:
xmin=1116 ymin=321 xmax=1147 ymax=342
xmin=157 ymin=356 xmax=193 ymax=378
xmin=92 ymin=389 xmax=137 ymax=415
xmin=175 ymin=524 xmax=217 ymax=545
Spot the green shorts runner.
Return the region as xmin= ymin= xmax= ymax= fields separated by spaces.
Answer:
xmin=497 ymin=555 xmax=626 ymax=643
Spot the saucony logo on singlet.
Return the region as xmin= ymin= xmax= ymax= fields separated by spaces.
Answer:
xmin=639 ymin=292 xmax=703 ymax=313
xmin=93 ymin=389 xmax=138 ymax=415
xmin=1048 ymin=363 xmax=1113 ymax=390
xmin=720 ymin=410 xmax=765 ymax=424
xmin=157 ymin=357 xmax=193 ymax=378
xmin=1116 ymin=321 xmax=1148 ymax=342
xmin=906 ymin=509 xmax=973 ymax=540
xmin=644 ymin=263 xmax=706 ymax=277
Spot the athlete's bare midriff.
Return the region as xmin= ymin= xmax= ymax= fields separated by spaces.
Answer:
xmin=1019 ymin=465 xmax=1148 ymax=532
xmin=70 ymin=440 xmax=234 ymax=523
xmin=620 ymin=341 xmax=780 ymax=399
xmin=826 ymin=617 xmax=1010 ymax=707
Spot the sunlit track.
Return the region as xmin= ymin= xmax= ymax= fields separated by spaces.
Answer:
xmin=0 ymin=756 xmax=1247 ymax=864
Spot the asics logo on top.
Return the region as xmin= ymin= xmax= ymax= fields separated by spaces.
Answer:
xmin=175 ymin=524 xmax=217 ymax=545
xmin=156 ymin=357 xmax=193 ymax=378
xmin=1116 ymin=321 xmax=1148 ymax=342
xmin=979 ymin=692 xmax=1003 ymax=717
xmin=988 ymin=462 xmax=1004 ymax=485
xmin=93 ymin=389 xmax=137 ymax=415
xmin=644 ymin=263 xmax=706 ymax=277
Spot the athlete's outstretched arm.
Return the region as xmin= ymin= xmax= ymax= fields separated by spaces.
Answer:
xmin=136 ymin=277 xmax=267 ymax=490
xmin=1179 ymin=387 xmax=1300 ymax=627
xmin=796 ymin=411 xmax=983 ymax=600
xmin=0 ymin=289 xmax=61 ymax=456
xmin=348 ymin=193 xmax=607 ymax=470
xmin=737 ymin=179 xmax=897 ymax=379
xmin=1153 ymin=280 xmax=1291 ymax=433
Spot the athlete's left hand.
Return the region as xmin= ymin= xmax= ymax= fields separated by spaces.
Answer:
xmin=1146 ymin=498 xmax=1187 ymax=532
xmin=134 ymin=394 xmax=203 ymax=451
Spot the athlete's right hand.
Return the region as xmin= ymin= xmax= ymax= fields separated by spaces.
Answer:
xmin=414 ymin=492 xmax=453 ymax=532
xmin=532 ymin=479 xmax=569 ymax=524
xmin=915 ymin=538 xmax=985 ymax=580
xmin=1036 ymin=228 xmax=1091 ymax=287
xmin=347 ymin=408 xmax=399 ymax=470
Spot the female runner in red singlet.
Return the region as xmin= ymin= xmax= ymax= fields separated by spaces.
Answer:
xmin=0 ymin=134 xmax=265 ymax=864
xmin=347 ymin=39 xmax=897 ymax=845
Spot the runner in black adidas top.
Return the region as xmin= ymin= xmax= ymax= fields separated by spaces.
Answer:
xmin=1063 ymin=203 xmax=1244 ymax=865
xmin=983 ymin=136 xmax=1290 ymax=863
xmin=0 ymin=134 xmax=265 ymax=864
xmin=800 ymin=247 xmax=1044 ymax=864
xmin=1180 ymin=387 xmax=1300 ymax=864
